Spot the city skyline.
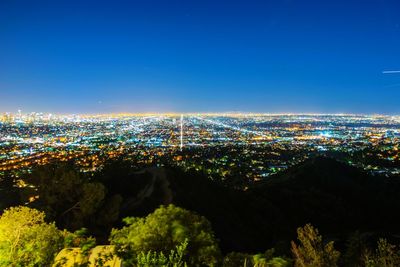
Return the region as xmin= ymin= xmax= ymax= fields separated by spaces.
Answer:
xmin=2 ymin=110 xmax=400 ymax=116
xmin=1 ymin=0 xmax=400 ymax=113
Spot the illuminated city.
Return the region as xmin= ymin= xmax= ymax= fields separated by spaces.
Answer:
xmin=1 ymin=112 xmax=399 ymax=184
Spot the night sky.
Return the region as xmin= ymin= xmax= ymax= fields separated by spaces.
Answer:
xmin=1 ymin=0 xmax=400 ymax=114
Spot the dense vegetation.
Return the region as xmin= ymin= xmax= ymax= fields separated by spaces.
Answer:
xmin=1 ymin=156 xmax=400 ymax=266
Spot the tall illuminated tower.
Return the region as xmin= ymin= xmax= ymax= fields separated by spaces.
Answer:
xmin=180 ymin=114 xmax=183 ymax=150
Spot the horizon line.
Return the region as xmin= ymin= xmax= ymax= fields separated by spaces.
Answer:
xmin=1 ymin=111 xmax=400 ymax=117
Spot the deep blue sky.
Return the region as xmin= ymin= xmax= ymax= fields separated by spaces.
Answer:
xmin=1 ymin=0 xmax=400 ymax=114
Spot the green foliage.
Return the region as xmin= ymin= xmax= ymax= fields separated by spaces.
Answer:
xmin=265 ymin=257 xmax=291 ymax=267
xmin=136 ymin=239 xmax=188 ymax=267
xmin=0 ymin=206 xmax=63 ymax=267
xmin=223 ymin=249 xmax=291 ymax=267
xmin=63 ymin=228 xmax=96 ymax=256
xmin=110 ymin=204 xmax=221 ymax=266
xmin=363 ymin=238 xmax=400 ymax=267
xmin=291 ymin=224 xmax=340 ymax=267
xmin=252 ymin=249 xmax=275 ymax=266
xmin=223 ymin=252 xmax=253 ymax=267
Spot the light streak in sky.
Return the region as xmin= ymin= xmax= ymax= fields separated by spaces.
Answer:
xmin=382 ymin=70 xmax=400 ymax=74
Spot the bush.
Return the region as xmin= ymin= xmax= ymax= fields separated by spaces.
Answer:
xmin=223 ymin=249 xmax=291 ymax=267
xmin=363 ymin=238 xmax=400 ymax=267
xmin=0 ymin=206 xmax=63 ymax=267
xmin=110 ymin=204 xmax=221 ymax=266
xmin=136 ymin=239 xmax=188 ymax=267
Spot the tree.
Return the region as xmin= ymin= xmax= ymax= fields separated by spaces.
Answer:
xmin=95 ymin=194 xmax=123 ymax=228
xmin=21 ymin=163 xmax=106 ymax=229
xmin=0 ymin=171 xmax=20 ymax=211
xmin=343 ymin=231 xmax=367 ymax=267
xmin=110 ymin=204 xmax=221 ymax=266
xmin=0 ymin=206 xmax=63 ymax=267
xmin=291 ymin=224 xmax=340 ymax=267
xmin=363 ymin=238 xmax=400 ymax=267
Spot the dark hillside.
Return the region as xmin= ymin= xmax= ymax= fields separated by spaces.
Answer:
xmin=3 ymin=157 xmax=400 ymax=254
xmin=165 ymin=157 xmax=400 ymax=252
